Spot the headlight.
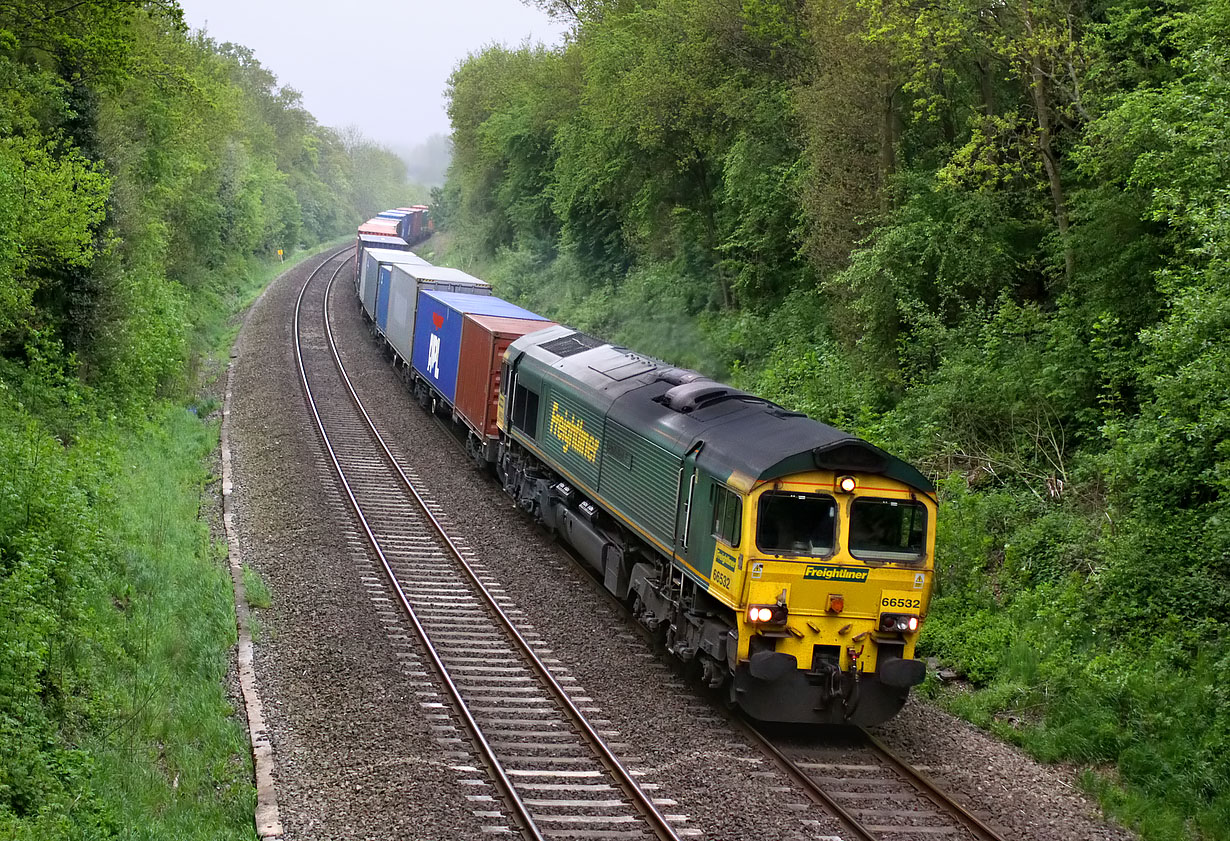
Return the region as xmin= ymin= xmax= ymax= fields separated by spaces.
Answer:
xmin=879 ymin=612 xmax=920 ymax=633
xmin=746 ymin=604 xmax=788 ymax=625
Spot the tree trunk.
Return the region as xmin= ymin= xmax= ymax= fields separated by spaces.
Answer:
xmin=1023 ymin=0 xmax=1074 ymax=286
xmin=879 ymin=80 xmax=898 ymax=213
xmin=978 ymin=57 xmax=995 ymax=117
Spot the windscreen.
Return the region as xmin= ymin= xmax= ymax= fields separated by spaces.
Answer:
xmin=756 ymin=492 xmax=836 ymax=557
xmin=849 ymin=498 xmax=927 ymax=562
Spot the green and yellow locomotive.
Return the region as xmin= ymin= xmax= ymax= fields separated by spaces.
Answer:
xmin=497 ymin=326 xmax=936 ymax=726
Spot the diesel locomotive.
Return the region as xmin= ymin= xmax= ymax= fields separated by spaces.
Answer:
xmin=354 ymin=213 xmax=936 ymax=726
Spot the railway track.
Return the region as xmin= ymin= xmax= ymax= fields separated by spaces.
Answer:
xmin=292 ymin=249 xmax=684 ymax=841
xmin=736 ymin=719 xmax=1008 ymax=841
xmin=545 ymin=558 xmax=1008 ymax=841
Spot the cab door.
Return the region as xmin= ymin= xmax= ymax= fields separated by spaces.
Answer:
xmin=673 ymin=444 xmax=712 ymax=579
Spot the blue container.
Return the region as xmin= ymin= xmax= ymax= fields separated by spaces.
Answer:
xmin=376 ymin=264 xmax=393 ymax=330
xmin=412 ymin=290 xmax=548 ymax=403
xmin=378 ymin=210 xmax=412 ymax=240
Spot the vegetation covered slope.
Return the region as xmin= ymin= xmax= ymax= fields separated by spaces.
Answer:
xmin=439 ymin=0 xmax=1229 ymax=837
xmin=0 ymin=2 xmax=420 ymax=837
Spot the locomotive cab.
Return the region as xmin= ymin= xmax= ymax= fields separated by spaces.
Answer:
xmin=728 ymin=470 xmax=935 ymax=725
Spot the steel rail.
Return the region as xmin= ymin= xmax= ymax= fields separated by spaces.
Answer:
xmin=292 ymin=249 xmax=545 ymax=841
xmin=319 ymin=267 xmax=682 ymax=841
xmin=732 ymin=717 xmax=878 ymax=841
xmin=860 ymin=728 xmax=1007 ymax=841
xmin=733 ymin=709 xmax=1009 ymax=841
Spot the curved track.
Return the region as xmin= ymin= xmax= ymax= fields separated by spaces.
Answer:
xmin=293 ymin=250 xmax=683 ymax=841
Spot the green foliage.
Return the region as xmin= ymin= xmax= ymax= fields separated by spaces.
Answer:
xmin=0 ymin=132 xmax=110 ymax=338
xmin=242 ymin=565 xmax=271 ymax=610
xmin=449 ymin=0 xmax=1230 ymax=835
xmin=447 ymin=0 xmax=811 ymax=303
xmin=0 ymin=372 xmax=256 ymax=837
xmin=0 ymin=3 xmax=413 ymax=836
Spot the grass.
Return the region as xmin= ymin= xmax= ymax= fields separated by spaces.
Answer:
xmin=0 ymin=242 xmax=347 ymax=838
xmin=917 ymin=596 xmax=1230 ymax=841
xmin=84 ymin=408 xmax=255 ymax=841
xmin=242 ymin=565 xmax=271 ymax=610
xmin=62 ymin=240 xmax=345 ymax=836
xmin=189 ymin=238 xmax=352 ymax=368
xmin=82 ymin=243 xmax=349 ymax=836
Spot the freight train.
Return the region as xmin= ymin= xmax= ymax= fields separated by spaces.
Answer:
xmin=352 ymin=213 xmax=937 ymax=726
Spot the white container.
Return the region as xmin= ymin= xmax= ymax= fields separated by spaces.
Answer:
xmin=385 ymin=264 xmax=492 ymax=366
xmin=360 ymin=248 xmax=429 ymax=323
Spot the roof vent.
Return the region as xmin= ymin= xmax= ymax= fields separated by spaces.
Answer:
xmin=658 ymin=380 xmax=742 ymax=413
xmin=812 ymin=442 xmax=888 ymax=474
xmin=656 ymin=367 xmax=705 ymax=387
xmin=540 ymin=332 xmax=603 ymax=358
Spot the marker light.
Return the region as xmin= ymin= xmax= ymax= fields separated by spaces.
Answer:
xmin=838 ymin=476 xmax=857 ymax=493
xmin=879 ymin=613 xmax=921 ymax=633
xmin=827 ymin=594 xmax=845 ymax=613
xmin=746 ymin=604 xmax=788 ymax=625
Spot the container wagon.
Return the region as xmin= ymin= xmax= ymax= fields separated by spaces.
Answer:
xmin=381 ymin=264 xmax=493 ymax=373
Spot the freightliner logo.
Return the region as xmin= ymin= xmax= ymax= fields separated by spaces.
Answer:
xmin=803 ymin=565 xmax=870 ymax=583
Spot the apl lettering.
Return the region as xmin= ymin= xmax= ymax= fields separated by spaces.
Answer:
xmin=427 ymin=332 xmax=441 ymax=379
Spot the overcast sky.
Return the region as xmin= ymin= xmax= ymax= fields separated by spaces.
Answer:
xmin=180 ymin=0 xmax=567 ymax=150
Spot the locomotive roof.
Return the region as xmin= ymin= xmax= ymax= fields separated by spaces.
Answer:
xmin=510 ymin=327 xmax=935 ymax=495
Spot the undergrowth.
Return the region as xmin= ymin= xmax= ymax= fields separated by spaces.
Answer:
xmin=0 ymin=244 xmax=341 ymax=838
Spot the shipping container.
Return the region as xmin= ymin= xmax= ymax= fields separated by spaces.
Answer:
xmin=456 ymin=314 xmax=557 ymax=442
xmin=385 ymin=265 xmax=493 ymax=365
xmin=395 ymin=207 xmax=422 ymax=240
xmin=357 ymin=233 xmax=408 ymax=250
xmin=358 ymin=218 xmax=400 ymax=238
xmin=376 ymin=263 xmax=393 ymax=329
xmin=412 ymin=290 xmax=547 ymax=405
xmin=360 ymin=248 xmax=428 ymax=320
xmin=354 ymin=234 xmax=409 ymax=281
xmin=413 ymin=205 xmax=430 ymax=237
xmin=397 ymin=205 xmax=431 ymax=241
xmin=378 ymin=209 xmax=412 ymax=240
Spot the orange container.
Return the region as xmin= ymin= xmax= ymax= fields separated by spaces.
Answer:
xmin=456 ymin=314 xmax=556 ymax=438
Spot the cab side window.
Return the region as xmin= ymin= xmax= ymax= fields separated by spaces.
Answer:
xmin=711 ymin=484 xmax=741 ymax=547
xmin=511 ymin=382 xmax=539 ymax=437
